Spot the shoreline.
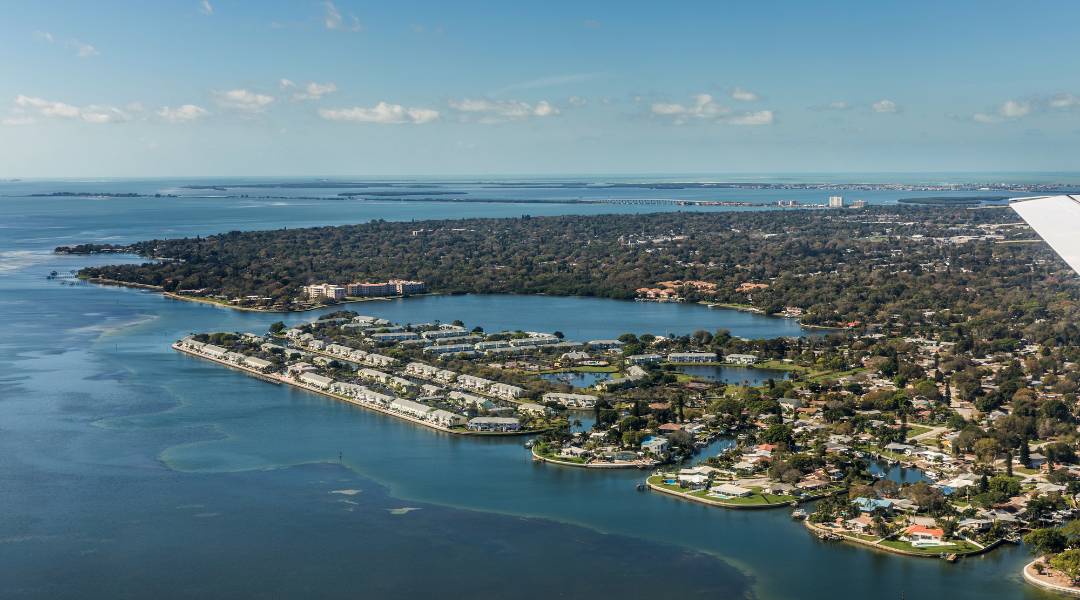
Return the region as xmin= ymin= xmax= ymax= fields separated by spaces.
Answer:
xmin=802 ymin=520 xmax=999 ymax=560
xmin=1023 ymin=559 xmax=1080 ymax=597
xmin=86 ymin=275 xmax=436 ymax=313
xmin=531 ymin=447 xmax=657 ymax=470
xmin=172 ymin=343 xmax=544 ymax=437
xmin=646 ymin=477 xmax=797 ymax=510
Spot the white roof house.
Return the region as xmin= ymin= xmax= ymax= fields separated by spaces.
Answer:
xmin=299 ymin=372 xmax=334 ymax=389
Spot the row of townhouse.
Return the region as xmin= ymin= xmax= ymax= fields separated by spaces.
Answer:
xmin=667 ymin=352 xmax=717 ymax=363
xmin=455 ymin=374 xmax=525 ymax=401
xmin=448 ymin=390 xmax=494 ymax=411
xmin=356 ymin=368 xmax=418 ymax=394
xmin=423 ymin=343 xmax=477 ymax=356
xmin=180 ymin=337 xmax=277 ymax=372
xmin=420 ymin=326 xmax=467 ymax=340
xmin=319 ymin=341 xmax=397 ymax=368
xmin=466 ymin=416 xmax=521 ymax=432
xmin=405 ymin=362 xmax=459 ymax=384
xmin=388 ymin=398 xmax=467 ymax=428
xmin=542 ymin=392 xmax=598 ymax=409
xmin=330 ymin=382 xmax=395 ymax=407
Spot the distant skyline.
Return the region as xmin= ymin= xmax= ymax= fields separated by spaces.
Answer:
xmin=2 ymin=0 xmax=1080 ymax=177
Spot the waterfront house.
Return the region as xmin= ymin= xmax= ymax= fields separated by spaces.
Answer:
xmin=853 ymin=497 xmax=894 ymax=514
xmin=390 ymin=398 xmax=433 ymax=420
xmin=712 ymin=483 xmax=752 ymax=497
xmin=242 ymin=356 xmax=274 ymax=372
xmin=517 ymin=402 xmax=551 ymax=417
xmin=467 ymin=417 xmax=521 ymax=432
xmin=542 ymin=392 xmax=598 ymax=409
xmin=299 ymin=372 xmax=334 ymax=389
xmin=427 ymin=409 xmax=468 ymax=428
xmin=903 ymin=525 xmax=945 ymax=543
xmin=641 ymin=436 xmax=670 ymax=455
xmin=489 ymin=382 xmax=525 ymax=400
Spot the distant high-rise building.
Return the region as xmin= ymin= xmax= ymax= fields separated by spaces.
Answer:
xmin=828 ymin=195 xmax=844 ymax=208
xmin=851 ymin=199 xmax=867 ymax=209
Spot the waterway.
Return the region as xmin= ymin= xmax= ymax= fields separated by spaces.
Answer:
xmin=0 ymin=179 xmax=1054 ymax=599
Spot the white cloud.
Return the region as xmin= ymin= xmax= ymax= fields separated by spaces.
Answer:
xmin=810 ymin=100 xmax=850 ymax=111
xmin=973 ymin=98 xmax=1035 ymax=123
xmin=70 ymin=40 xmax=99 ymax=58
xmin=199 ymin=0 xmax=213 ymax=15
xmin=1 ymin=115 xmax=36 ymax=126
xmin=729 ymin=110 xmax=774 ymax=126
xmin=650 ymin=94 xmax=730 ymax=124
xmin=999 ymin=99 xmax=1031 ymax=119
xmin=279 ymin=79 xmax=296 ymax=89
xmin=871 ymin=99 xmax=898 ymax=113
xmin=14 ymin=95 xmax=130 ymax=123
xmin=567 ymin=96 xmax=587 ymax=107
xmin=157 ymin=104 xmax=209 ymax=122
xmin=293 ymin=82 xmax=337 ymax=101
xmin=213 ymin=89 xmax=274 ymax=113
xmin=448 ymin=98 xmax=560 ymax=123
xmin=1049 ymin=93 xmax=1080 ymax=109
xmin=34 ymin=31 xmax=55 ymax=43
xmin=323 ymin=1 xmax=361 ymax=31
xmin=730 ymin=87 xmax=759 ymax=102
xmin=319 ymin=102 xmax=439 ymax=124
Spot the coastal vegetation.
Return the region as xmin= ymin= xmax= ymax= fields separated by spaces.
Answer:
xmin=60 ymin=206 xmax=1080 ymax=337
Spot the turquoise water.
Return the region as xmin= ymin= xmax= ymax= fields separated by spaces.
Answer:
xmin=0 ymin=180 xmax=1056 ymax=599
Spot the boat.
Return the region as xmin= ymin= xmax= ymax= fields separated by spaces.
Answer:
xmin=636 ymin=482 xmax=646 ymax=491
xmin=942 ymin=553 xmax=958 ymax=562
xmin=791 ymin=509 xmax=807 ymax=520
xmin=523 ymin=440 xmax=534 ymax=449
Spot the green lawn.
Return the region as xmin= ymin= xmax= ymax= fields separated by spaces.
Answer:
xmin=648 ymin=476 xmax=795 ymax=506
xmin=905 ymin=425 xmax=932 ymax=439
xmin=878 ymin=539 xmax=981 ymax=555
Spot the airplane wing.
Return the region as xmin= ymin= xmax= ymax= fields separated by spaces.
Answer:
xmin=1010 ymin=194 xmax=1080 ymax=274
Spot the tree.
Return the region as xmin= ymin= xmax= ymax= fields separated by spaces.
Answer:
xmin=1025 ymin=528 xmax=1067 ymax=556
xmin=1051 ymin=549 xmax=1080 ymax=584
xmin=269 ymin=321 xmax=286 ymax=334
xmin=1020 ymin=437 xmax=1031 ymax=467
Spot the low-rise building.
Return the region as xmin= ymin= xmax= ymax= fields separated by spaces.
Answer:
xmin=299 ymin=372 xmax=334 ymax=389
xmin=302 ymin=283 xmax=346 ymax=301
xmin=626 ymin=353 xmax=663 ymax=365
xmin=542 ymin=392 xmax=598 ymax=409
xmin=668 ymin=352 xmax=717 ymax=363
xmin=467 ymin=416 xmax=521 ymax=432
xmin=724 ymin=353 xmax=759 ymax=365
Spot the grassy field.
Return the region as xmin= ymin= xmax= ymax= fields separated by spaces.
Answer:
xmin=905 ymin=425 xmax=933 ymax=439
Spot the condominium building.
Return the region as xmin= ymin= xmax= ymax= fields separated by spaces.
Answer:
xmin=302 ymin=283 xmax=346 ymax=301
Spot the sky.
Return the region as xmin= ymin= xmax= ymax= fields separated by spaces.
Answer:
xmin=1 ymin=0 xmax=1080 ymax=178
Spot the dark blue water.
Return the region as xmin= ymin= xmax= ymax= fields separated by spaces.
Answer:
xmin=0 ymin=179 xmax=1052 ymax=599
xmin=678 ymin=364 xmax=792 ymax=386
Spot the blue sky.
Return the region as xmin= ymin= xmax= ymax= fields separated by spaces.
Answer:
xmin=2 ymin=0 xmax=1079 ymax=177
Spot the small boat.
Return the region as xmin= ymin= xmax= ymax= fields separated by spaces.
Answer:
xmin=523 ymin=440 xmax=534 ymax=449
xmin=942 ymin=553 xmax=958 ymax=562
xmin=791 ymin=509 xmax=807 ymax=520
xmin=636 ymin=482 xmax=646 ymax=491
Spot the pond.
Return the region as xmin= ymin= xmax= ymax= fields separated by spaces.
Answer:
xmin=677 ymin=364 xmax=792 ymax=386
xmin=537 ymin=370 xmax=612 ymax=389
